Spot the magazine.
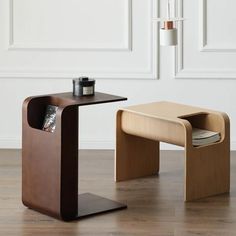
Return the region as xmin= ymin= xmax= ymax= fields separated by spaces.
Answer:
xmin=42 ymin=105 xmax=58 ymax=133
xmin=192 ymin=128 xmax=221 ymax=146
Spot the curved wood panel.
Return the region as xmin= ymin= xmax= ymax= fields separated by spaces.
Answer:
xmin=22 ymin=92 xmax=127 ymax=220
xmin=115 ymin=101 xmax=230 ymax=201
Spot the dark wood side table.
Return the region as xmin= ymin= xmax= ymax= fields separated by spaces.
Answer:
xmin=22 ymin=92 xmax=127 ymax=221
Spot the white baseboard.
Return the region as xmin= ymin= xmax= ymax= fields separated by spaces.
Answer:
xmin=0 ymin=137 xmax=116 ymax=150
xmin=0 ymin=137 xmax=236 ymax=150
xmin=79 ymin=139 xmax=115 ymax=149
xmin=0 ymin=137 xmax=21 ymax=149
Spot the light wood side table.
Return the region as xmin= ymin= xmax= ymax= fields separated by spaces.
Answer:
xmin=115 ymin=101 xmax=230 ymax=201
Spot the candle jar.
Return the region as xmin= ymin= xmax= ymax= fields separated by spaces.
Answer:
xmin=73 ymin=77 xmax=95 ymax=97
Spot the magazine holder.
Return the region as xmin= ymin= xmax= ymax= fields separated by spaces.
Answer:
xmin=22 ymin=92 xmax=127 ymax=221
xmin=115 ymin=101 xmax=230 ymax=201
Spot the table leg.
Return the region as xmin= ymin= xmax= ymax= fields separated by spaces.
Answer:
xmin=115 ymin=110 xmax=159 ymax=182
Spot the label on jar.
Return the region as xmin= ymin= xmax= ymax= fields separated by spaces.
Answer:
xmin=83 ymin=86 xmax=93 ymax=95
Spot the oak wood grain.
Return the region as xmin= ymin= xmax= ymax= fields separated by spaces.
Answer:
xmin=116 ymin=101 xmax=230 ymax=201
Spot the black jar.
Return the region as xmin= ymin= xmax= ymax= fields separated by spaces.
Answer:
xmin=73 ymin=77 xmax=95 ymax=97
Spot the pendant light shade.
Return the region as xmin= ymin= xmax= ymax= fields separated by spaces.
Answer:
xmin=153 ymin=0 xmax=184 ymax=46
xmin=160 ymin=21 xmax=177 ymax=46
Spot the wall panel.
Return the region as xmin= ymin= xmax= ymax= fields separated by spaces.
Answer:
xmin=0 ymin=0 xmax=159 ymax=79
xmin=175 ymin=0 xmax=236 ymax=79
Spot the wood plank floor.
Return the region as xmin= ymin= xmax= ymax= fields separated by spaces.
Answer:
xmin=0 ymin=150 xmax=236 ymax=236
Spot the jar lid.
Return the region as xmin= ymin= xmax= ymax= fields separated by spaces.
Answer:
xmin=73 ymin=77 xmax=95 ymax=86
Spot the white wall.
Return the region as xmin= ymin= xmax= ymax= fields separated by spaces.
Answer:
xmin=0 ymin=0 xmax=236 ymax=150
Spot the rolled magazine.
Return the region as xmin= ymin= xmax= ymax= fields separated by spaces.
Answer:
xmin=42 ymin=105 xmax=58 ymax=133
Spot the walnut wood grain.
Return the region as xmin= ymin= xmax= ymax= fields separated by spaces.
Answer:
xmin=22 ymin=92 xmax=127 ymax=220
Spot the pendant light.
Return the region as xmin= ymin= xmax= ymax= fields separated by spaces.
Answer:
xmin=153 ymin=0 xmax=184 ymax=46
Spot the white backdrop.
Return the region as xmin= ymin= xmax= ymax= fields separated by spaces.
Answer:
xmin=0 ymin=0 xmax=236 ymax=149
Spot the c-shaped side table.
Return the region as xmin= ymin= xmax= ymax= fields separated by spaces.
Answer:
xmin=22 ymin=92 xmax=127 ymax=221
xmin=115 ymin=101 xmax=230 ymax=201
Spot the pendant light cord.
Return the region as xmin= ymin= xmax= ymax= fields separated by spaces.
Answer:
xmin=167 ymin=0 xmax=171 ymax=20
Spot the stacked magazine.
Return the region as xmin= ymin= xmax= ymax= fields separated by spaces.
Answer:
xmin=192 ymin=128 xmax=221 ymax=146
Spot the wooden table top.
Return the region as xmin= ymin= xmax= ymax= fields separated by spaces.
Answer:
xmin=121 ymin=101 xmax=219 ymax=120
xmin=29 ymin=92 xmax=127 ymax=107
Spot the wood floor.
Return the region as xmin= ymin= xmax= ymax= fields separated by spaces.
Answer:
xmin=0 ymin=150 xmax=236 ymax=236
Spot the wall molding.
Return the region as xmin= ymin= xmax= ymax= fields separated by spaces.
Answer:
xmin=8 ymin=0 xmax=132 ymax=51
xmin=174 ymin=0 xmax=184 ymax=77
xmin=0 ymin=0 xmax=159 ymax=80
xmin=199 ymin=0 xmax=236 ymax=52
xmin=175 ymin=0 xmax=236 ymax=79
